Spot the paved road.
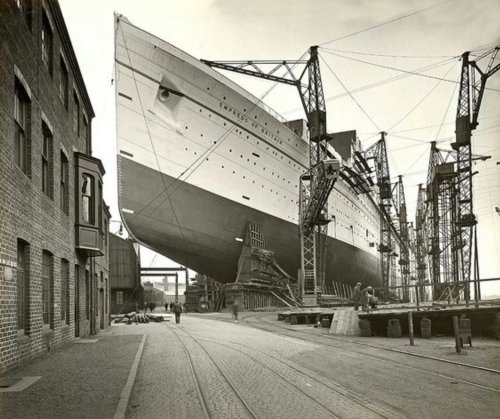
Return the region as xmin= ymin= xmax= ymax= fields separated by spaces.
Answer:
xmin=1 ymin=312 xmax=499 ymax=419
xmin=120 ymin=313 xmax=500 ymax=419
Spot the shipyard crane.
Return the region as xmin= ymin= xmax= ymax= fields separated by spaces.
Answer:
xmin=202 ymin=47 xmax=340 ymax=303
xmin=426 ymin=141 xmax=490 ymax=301
xmin=451 ymin=46 xmax=499 ymax=299
xmin=392 ymin=175 xmax=411 ymax=301
xmin=364 ymin=132 xmax=396 ymax=297
xmin=415 ymin=184 xmax=428 ymax=302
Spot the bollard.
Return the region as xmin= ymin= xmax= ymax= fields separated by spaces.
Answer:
xmin=408 ymin=312 xmax=414 ymax=346
xmin=459 ymin=316 xmax=472 ymax=347
xmin=359 ymin=319 xmax=371 ymax=337
xmin=420 ymin=317 xmax=432 ymax=339
xmin=387 ymin=318 xmax=402 ymax=338
xmin=453 ymin=316 xmax=461 ymax=353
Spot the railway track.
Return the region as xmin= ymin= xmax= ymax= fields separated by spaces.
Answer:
xmin=171 ymin=324 xmax=396 ymax=418
xmin=169 ymin=325 xmax=258 ymax=419
xmin=240 ymin=312 xmax=500 ymax=394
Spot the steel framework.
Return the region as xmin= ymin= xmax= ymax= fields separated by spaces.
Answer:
xmin=202 ymin=47 xmax=339 ymax=301
xmin=364 ymin=132 xmax=395 ymax=294
xmin=392 ymin=175 xmax=410 ymax=301
xmin=415 ymin=184 xmax=428 ymax=301
xmin=451 ymin=47 xmax=499 ymax=299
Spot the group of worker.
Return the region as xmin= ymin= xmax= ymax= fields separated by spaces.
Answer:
xmin=350 ymin=282 xmax=378 ymax=313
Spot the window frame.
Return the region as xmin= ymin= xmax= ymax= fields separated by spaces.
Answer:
xmin=59 ymin=56 xmax=69 ymax=110
xmin=42 ymin=123 xmax=53 ymax=198
xmin=81 ymin=173 xmax=95 ymax=224
xmin=60 ymin=151 xmax=69 ymax=214
xmin=14 ymin=80 xmax=30 ymax=176
xmin=41 ymin=11 xmax=53 ymax=75
xmin=17 ymin=239 xmax=29 ymax=332
xmin=73 ymin=90 xmax=80 ymax=135
xmin=42 ymin=251 xmax=54 ymax=328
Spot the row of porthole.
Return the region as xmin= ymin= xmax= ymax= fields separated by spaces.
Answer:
xmin=185 ymin=121 xmax=305 ymax=171
xmin=198 ymin=105 xmax=304 ymax=152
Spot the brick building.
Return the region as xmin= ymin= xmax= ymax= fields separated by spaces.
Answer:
xmin=109 ymin=234 xmax=143 ymax=314
xmin=0 ymin=0 xmax=110 ymax=372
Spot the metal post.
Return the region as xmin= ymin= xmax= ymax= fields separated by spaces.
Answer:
xmin=408 ymin=311 xmax=414 ymax=346
xmin=175 ymin=272 xmax=179 ymax=303
xmin=453 ymin=315 xmax=461 ymax=353
xmin=415 ymin=284 xmax=420 ymax=312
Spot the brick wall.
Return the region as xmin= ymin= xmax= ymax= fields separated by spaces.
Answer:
xmin=0 ymin=0 xmax=109 ymax=373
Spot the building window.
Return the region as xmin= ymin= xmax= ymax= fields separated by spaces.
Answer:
xmin=14 ymin=79 xmax=30 ymax=175
xmin=16 ymin=0 xmax=32 ymax=30
xmin=73 ymin=91 xmax=80 ymax=135
xmin=60 ymin=152 xmax=69 ymax=214
xmin=83 ymin=115 xmax=90 ymax=153
xmin=42 ymin=123 xmax=53 ymax=198
xmin=42 ymin=251 xmax=53 ymax=327
xmin=85 ymin=270 xmax=90 ymax=320
xmin=116 ymin=290 xmax=123 ymax=306
xmin=105 ymin=278 xmax=108 ymax=314
xmin=61 ymin=259 xmax=69 ymax=323
xmin=82 ymin=174 xmax=94 ymax=224
xmin=41 ymin=11 xmax=53 ymax=75
xmin=98 ymin=182 xmax=103 ymax=229
xmin=60 ymin=57 xmax=68 ymax=109
xmin=17 ymin=239 xmax=29 ymax=331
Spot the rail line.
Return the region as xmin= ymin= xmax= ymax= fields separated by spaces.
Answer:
xmin=240 ymin=313 xmax=500 ymax=393
xmin=169 ymin=325 xmax=258 ymax=419
xmin=192 ymin=333 xmax=398 ymax=418
xmin=174 ymin=326 xmax=348 ymax=418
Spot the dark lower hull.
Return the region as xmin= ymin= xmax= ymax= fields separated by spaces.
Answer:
xmin=119 ymin=157 xmax=382 ymax=288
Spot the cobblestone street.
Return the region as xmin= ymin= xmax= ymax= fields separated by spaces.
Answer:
xmin=1 ymin=312 xmax=500 ymax=419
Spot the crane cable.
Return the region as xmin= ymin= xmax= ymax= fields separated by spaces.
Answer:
xmin=318 ymin=0 xmax=453 ymax=47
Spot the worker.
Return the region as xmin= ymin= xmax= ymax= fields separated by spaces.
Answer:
xmin=361 ymin=287 xmax=370 ymax=313
xmin=350 ymin=282 xmax=362 ymax=310
xmin=232 ymin=301 xmax=240 ymax=321
xmin=172 ymin=300 xmax=183 ymax=324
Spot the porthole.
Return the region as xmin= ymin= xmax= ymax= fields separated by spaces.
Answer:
xmin=207 ymin=87 xmax=210 ymax=90
xmin=223 ymin=96 xmax=226 ymax=100
xmin=185 ymin=126 xmax=188 ymax=129
xmin=200 ymin=134 xmax=203 ymax=137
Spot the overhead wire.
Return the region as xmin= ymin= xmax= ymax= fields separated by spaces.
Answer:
xmin=319 ymin=53 xmax=381 ymax=132
xmin=318 ymin=0 xmax=452 ymax=47
xmin=387 ymin=59 xmax=458 ymax=132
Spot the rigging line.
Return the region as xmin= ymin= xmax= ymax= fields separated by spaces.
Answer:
xmin=320 ymin=46 xmax=458 ymax=60
xmin=319 ymin=55 xmax=457 ymax=97
xmin=318 ymin=0 xmax=452 ymax=47
xmin=402 ymin=146 xmax=429 ymax=176
xmin=118 ymin=22 xmax=187 ymax=242
xmin=387 ymin=60 xmax=458 ymax=132
xmin=320 ymin=50 xmax=472 ymax=86
xmin=281 ymin=56 xmax=457 ymax=115
xmin=319 ymin=54 xmax=380 ymax=132
xmin=435 ymin=68 xmax=460 ymax=141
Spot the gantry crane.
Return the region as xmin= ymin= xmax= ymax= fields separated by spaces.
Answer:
xmin=415 ymin=184 xmax=428 ymax=301
xmin=202 ymin=47 xmax=340 ymax=303
xmin=452 ymin=46 xmax=499 ymax=298
xmin=364 ymin=132 xmax=396 ymax=295
xmin=392 ymin=175 xmax=410 ymax=301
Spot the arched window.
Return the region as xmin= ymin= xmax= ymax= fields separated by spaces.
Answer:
xmin=81 ymin=174 xmax=94 ymax=224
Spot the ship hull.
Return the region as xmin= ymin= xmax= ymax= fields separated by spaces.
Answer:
xmin=119 ymin=157 xmax=380 ymax=285
xmin=115 ymin=15 xmax=386 ymax=289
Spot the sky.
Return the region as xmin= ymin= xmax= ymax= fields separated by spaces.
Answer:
xmin=57 ymin=0 xmax=500 ymax=294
